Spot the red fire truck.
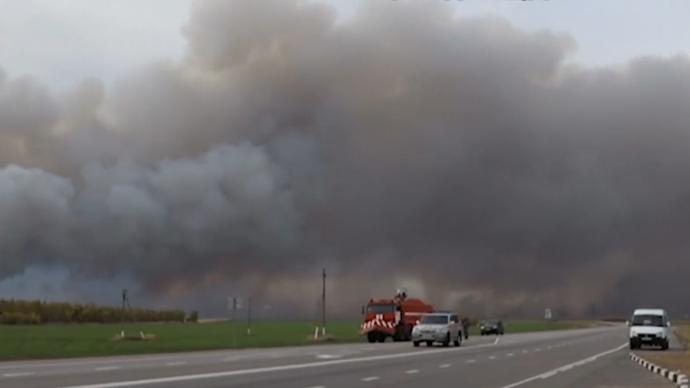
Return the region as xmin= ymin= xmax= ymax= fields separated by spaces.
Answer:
xmin=360 ymin=290 xmax=434 ymax=342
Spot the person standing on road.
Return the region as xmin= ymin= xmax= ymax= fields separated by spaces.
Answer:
xmin=461 ymin=317 xmax=470 ymax=340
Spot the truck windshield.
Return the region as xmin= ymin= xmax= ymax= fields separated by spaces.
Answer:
xmin=631 ymin=314 xmax=665 ymax=327
xmin=367 ymin=304 xmax=395 ymax=313
xmin=420 ymin=315 xmax=449 ymax=324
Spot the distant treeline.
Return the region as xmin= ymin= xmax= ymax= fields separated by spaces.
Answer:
xmin=0 ymin=299 xmax=198 ymax=325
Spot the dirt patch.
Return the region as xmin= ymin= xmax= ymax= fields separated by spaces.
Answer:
xmin=638 ymin=325 xmax=690 ymax=374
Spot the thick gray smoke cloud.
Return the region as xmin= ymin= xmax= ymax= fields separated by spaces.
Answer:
xmin=2 ymin=0 xmax=690 ymax=317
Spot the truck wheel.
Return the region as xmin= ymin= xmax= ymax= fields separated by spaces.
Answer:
xmin=413 ymin=341 xmax=420 ymax=347
xmin=376 ymin=333 xmax=386 ymax=343
xmin=426 ymin=341 xmax=433 ymax=347
xmin=367 ymin=332 xmax=376 ymax=343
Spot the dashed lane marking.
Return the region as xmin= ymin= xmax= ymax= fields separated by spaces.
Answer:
xmin=499 ymin=343 xmax=626 ymax=388
xmin=315 ymin=355 xmax=343 ymax=360
xmin=3 ymin=372 xmax=35 ymax=378
xmin=57 ymin=339 xmax=499 ymax=388
xmin=94 ymin=367 xmax=121 ymax=372
xmin=439 ymin=364 xmax=451 ymax=368
xmin=361 ymin=376 xmax=380 ymax=382
xmin=405 ymin=369 xmax=419 ymax=374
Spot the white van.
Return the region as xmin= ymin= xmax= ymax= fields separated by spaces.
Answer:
xmin=629 ymin=308 xmax=670 ymax=350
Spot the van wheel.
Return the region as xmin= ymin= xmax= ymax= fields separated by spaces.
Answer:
xmin=661 ymin=340 xmax=669 ymax=350
xmin=454 ymin=334 xmax=461 ymax=347
xmin=426 ymin=341 xmax=433 ymax=347
xmin=442 ymin=333 xmax=450 ymax=347
xmin=413 ymin=341 xmax=420 ymax=347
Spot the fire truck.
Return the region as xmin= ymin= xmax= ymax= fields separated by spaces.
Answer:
xmin=360 ymin=289 xmax=434 ymax=342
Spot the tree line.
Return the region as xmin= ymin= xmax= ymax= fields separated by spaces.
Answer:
xmin=0 ymin=299 xmax=198 ymax=325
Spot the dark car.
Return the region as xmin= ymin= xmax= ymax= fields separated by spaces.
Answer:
xmin=480 ymin=320 xmax=504 ymax=335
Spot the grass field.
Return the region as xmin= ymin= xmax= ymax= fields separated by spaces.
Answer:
xmin=0 ymin=319 xmax=597 ymax=361
xmin=0 ymin=320 xmax=361 ymax=361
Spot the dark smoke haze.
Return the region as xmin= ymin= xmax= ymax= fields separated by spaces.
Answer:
xmin=2 ymin=0 xmax=690 ymax=318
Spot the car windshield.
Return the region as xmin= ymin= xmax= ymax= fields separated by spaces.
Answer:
xmin=367 ymin=304 xmax=395 ymax=313
xmin=631 ymin=314 xmax=665 ymax=327
xmin=420 ymin=315 xmax=449 ymax=324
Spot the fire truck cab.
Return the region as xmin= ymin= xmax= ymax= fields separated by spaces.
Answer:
xmin=361 ymin=290 xmax=433 ymax=342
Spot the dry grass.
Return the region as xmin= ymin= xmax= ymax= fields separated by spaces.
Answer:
xmin=638 ymin=325 xmax=690 ymax=373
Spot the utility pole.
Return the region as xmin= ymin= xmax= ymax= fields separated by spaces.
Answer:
xmin=231 ymin=297 xmax=237 ymax=348
xmin=122 ymin=289 xmax=127 ymax=322
xmin=321 ymin=268 xmax=326 ymax=336
xmin=246 ymin=297 xmax=252 ymax=336
xmin=120 ymin=289 xmax=128 ymax=338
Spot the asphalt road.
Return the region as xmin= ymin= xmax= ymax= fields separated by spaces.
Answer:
xmin=0 ymin=325 xmax=676 ymax=388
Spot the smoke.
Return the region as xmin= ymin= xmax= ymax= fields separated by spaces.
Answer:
xmin=2 ymin=0 xmax=690 ymax=317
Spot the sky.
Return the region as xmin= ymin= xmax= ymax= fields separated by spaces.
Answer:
xmin=1 ymin=0 xmax=690 ymax=319
xmin=2 ymin=0 xmax=690 ymax=89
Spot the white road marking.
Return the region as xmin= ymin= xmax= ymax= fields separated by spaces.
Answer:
xmin=166 ymin=362 xmax=187 ymax=367
xmin=466 ymin=359 xmax=476 ymax=364
xmin=0 ymin=352 xmax=244 ymax=371
xmin=361 ymin=376 xmax=379 ymax=382
xmin=3 ymin=372 xmax=35 ymax=378
xmin=439 ymin=364 xmax=451 ymax=368
xmin=305 ymin=386 xmax=325 ymax=388
xmin=506 ymin=353 xmax=514 ymax=357
xmin=499 ymin=343 xmax=627 ymax=388
xmin=494 ymin=337 xmax=501 ymax=345
xmin=405 ymin=369 xmax=419 ymax=374
xmin=315 ymin=354 xmax=342 ymax=360
xmin=94 ymin=367 xmax=121 ymax=372
xmin=488 ymin=356 xmax=497 ymax=360
xmin=58 ymin=341 xmax=498 ymax=388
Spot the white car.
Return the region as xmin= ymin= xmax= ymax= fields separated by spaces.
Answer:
xmin=628 ymin=308 xmax=670 ymax=350
xmin=411 ymin=312 xmax=463 ymax=347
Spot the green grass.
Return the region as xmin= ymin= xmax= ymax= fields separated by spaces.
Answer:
xmin=0 ymin=320 xmax=362 ymax=361
xmin=0 ymin=319 xmax=597 ymax=361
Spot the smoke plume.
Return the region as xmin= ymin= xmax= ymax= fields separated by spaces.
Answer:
xmin=2 ymin=0 xmax=690 ymax=318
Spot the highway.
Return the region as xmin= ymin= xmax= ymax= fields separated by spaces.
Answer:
xmin=0 ymin=325 xmax=676 ymax=388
